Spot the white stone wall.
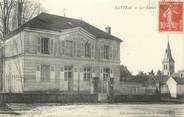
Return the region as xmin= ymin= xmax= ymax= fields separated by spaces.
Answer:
xmin=4 ymin=27 xmax=121 ymax=93
xmin=4 ymin=32 xmax=24 ymax=93
xmin=4 ymin=56 xmax=24 ymax=93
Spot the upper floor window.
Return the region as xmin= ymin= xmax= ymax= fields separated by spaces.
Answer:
xmin=41 ymin=38 xmax=49 ymax=54
xmin=77 ymin=42 xmax=81 ymax=57
xmin=65 ymin=40 xmax=73 ymax=56
xmin=85 ymin=42 xmax=91 ymax=58
xmin=104 ymin=45 xmax=110 ymax=59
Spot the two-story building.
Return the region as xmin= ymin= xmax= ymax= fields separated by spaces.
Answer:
xmin=3 ymin=13 xmax=122 ymax=97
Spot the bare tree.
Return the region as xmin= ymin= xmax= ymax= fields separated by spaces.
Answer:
xmin=22 ymin=0 xmax=45 ymax=23
xmin=0 ymin=0 xmax=16 ymax=38
xmin=11 ymin=0 xmax=46 ymax=32
xmin=0 ymin=0 xmax=45 ymax=39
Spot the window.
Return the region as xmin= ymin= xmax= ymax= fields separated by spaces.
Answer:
xmin=77 ymin=42 xmax=81 ymax=57
xmin=41 ymin=65 xmax=50 ymax=81
xmin=65 ymin=40 xmax=73 ymax=56
xmin=84 ymin=67 xmax=92 ymax=81
xmin=170 ymin=64 xmax=174 ymax=71
xmin=85 ymin=42 xmax=91 ymax=58
xmin=36 ymin=65 xmax=41 ymax=71
xmin=64 ymin=66 xmax=73 ymax=81
xmin=164 ymin=64 xmax=167 ymax=70
xmin=41 ymin=38 xmax=49 ymax=54
xmin=104 ymin=45 xmax=110 ymax=59
xmin=103 ymin=68 xmax=110 ymax=81
xmin=51 ymin=66 xmax=55 ymax=71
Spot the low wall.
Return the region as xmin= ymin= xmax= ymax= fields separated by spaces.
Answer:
xmin=113 ymin=95 xmax=160 ymax=102
xmin=1 ymin=93 xmax=98 ymax=103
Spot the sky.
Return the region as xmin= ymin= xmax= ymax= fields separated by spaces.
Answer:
xmin=37 ymin=0 xmax=184 ymax=74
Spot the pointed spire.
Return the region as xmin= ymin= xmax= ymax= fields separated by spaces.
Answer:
xmin=163 ymin=40 xmax=174 ymax=62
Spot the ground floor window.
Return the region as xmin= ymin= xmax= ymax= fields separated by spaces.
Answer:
xmin=64 ymin=66 xmax=73 ymax=81
xmin=84 ymin=67 xmax=92 ymax=81
xmin=41 ymin=65 xmax=50 ymax=81
xmin=103 ymin=68 xmax=110 ymax=81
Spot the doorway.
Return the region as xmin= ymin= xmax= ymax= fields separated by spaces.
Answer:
xmin=93 ymin=77 xmax=99 ymax=94
xmin=64 ymin=66 xmax=73 ymax=92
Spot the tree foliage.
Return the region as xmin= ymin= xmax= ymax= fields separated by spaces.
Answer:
xmin=120 ymin=65 xmax=132 ymax=81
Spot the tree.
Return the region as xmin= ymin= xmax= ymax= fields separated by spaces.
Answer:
xmin=0 ymin=0 xmax=45 ymax=39
xmin=156 ymin=70 xmax=162 ymax=77
xmin=11 ymin=0 xmax=45 ymax=30
xmin=0 ymin=0 xmax=16 ymax=38
xmin=120 ymin=65 xmax=132 ymax=81
xmin=148 ymin=69 xmax=154 ymax=76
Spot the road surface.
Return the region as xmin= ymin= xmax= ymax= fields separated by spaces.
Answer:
xmin=0 ymin=103 xmax=184 ymax=117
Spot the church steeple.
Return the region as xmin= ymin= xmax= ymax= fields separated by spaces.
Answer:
xmin=162 ymin=41 xmax=175 ymax=76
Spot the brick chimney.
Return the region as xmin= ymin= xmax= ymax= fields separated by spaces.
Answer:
xmin=105 ymin=26 xmax=111 ymax=34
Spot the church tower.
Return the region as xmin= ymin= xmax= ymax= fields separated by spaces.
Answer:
xmin=162 ymin=41 xmax=175 ymax=76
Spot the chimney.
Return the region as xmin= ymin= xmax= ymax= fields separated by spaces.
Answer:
xmin=105 ymin=26 xmax=111 ymax=34
xmin=17 ymin=0 xmax=23 ymax=26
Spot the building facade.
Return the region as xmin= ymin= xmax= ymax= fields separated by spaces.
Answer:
xmin=3 ymin=13 xmax=122 ymax=97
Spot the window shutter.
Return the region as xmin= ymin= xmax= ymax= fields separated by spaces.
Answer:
xmin=81 ymin=43 xmax=84 ymax=57
xmin=80 ymin=67 xmax=84 ymax=81
xmin=59 ymin=40 xmax=65 ymax=56
xmin=37 ymin=37 xmax=41 ymax=54
xmin=60 ymin=66 xmax=64 ymax=80
xmin=62 ymin=41 xmax=65 ymax=55
xmin=73 ymin=41 xmax=76 ymax=57
xmin=92 ymin=66 xmax=96 ymax=77
xmin=109 ymin=46 xmax=113 ymax=59
xmin=113 ymin=47 xmax=116 ymax=60
xmin=50 ymin=65 xmax=55 ymax=82
xmin=74 ymin=67 xmax=78 ymax=90
xmin=100 ymin=67 xmax=103 ymax=79
xmin=59 ymin=40 xmax=62 ymax=56
xmin=36 ymin=64 xmax=41 ymax=82
xmin=110 ymin=69 xmax=114 ymax=78
xmin=91 ymin=44 xmax=95 ymax=58
xmin=49 ymin=39 xmax=54 ymax=55
xmin=100 ymin=46 xmax=104 ymax=59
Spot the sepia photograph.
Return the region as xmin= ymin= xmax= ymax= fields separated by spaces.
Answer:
xmin=0 ymin=0 xmax=183 ymax=116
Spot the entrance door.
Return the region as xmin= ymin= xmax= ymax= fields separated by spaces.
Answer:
xmin=93 ymin=77 xmax=99 ymax=94
xmin=64 ymin=66 xmax=73 ymax=92
xmin=68 ymin=71 xmax=73 ymax=92
xmin=108 ymin=78 xmax=114 ymax=100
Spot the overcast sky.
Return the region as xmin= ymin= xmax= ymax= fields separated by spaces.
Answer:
xmin=37 ymin=0 xmax=184 ymax=74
